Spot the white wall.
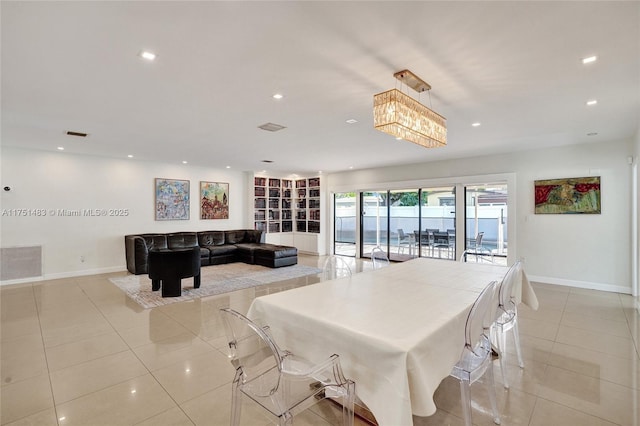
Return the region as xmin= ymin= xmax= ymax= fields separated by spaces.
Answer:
xmin=327 ymin=139 xmax=634 ymax=294
xmin=1 ymin=147 xmax=248 ymax=282
xmin=3 ymin=139 xmax=635 ymax=294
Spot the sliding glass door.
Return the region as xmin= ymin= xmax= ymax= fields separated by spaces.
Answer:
xmin=334 ymin=192 xmax=356 ymax=257
xmin=361 ymin=191 xmax=388 ymax=259
xmin=349 ymin=180 xmax=509 ymax=264
xmin=418 ymin=186 xmax=456 ymax=259
xmin=389 ymin=189 xmax=419 ymax=261
xmin=464 ymin=184 xmax=508 ymax=265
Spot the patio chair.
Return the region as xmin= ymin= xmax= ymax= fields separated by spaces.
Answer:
xmin=397 ymin=229 xmax=415 ymax=255
xmin=219 ymin=308 xmax=356 ymax=426
xmin=465 ymin=232 xmax=493 ymax=262
xmin=449 ymin=281 xmax=501 ymax=426
xmin=432 ymin=231 xmax=452 ymax=259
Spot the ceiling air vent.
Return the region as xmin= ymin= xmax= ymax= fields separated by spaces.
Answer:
xmin=66 ymin=131 xmax=88 ymax=137
xmin=258 ymin=123 xmax=286 ymax=132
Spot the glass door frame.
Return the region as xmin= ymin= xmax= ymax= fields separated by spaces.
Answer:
xmin=359 ymin=191 xmax=390 ymax=259
xmin=333 ymin=192 xmax=357 ymax=257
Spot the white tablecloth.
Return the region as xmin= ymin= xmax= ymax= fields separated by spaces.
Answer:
xmin=247 ymin=258 xmax=538 ymax=426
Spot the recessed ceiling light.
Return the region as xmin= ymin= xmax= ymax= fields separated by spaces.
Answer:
xmin=582 ymin=55 xmax=597 ymax=64
xmin=182 ymin=160 xmax=188 ymax=164
xmin=226 ymin=166 xmax=231 ymax=169
xmin=127 ymin=154 xmax=134 ymax=158
xmin=272 ymin=93 xmax=284 ymax=100
xmin=346 ymin=119 xmax=358 ymax=124
xmin=586 ymin=99 xmax=598 ymax=106
xmin=57 ymin=146 xmax=64 ymax=151
xmin=139 ymin=51 xmax=157 ymax=61
xmin=349 ymin=166 xmax=354 ymax=169
xmin=472 ymin=122 xmax=481 ymax=127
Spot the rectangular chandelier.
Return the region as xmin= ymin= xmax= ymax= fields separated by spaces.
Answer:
xmin=373 ymin=71 xmax=447 ymax=148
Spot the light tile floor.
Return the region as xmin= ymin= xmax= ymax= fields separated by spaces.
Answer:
xmin=1 ymin=255 xmax=639 ymax=426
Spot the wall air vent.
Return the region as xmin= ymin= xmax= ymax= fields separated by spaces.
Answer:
xmin=258 ymin=123 xmax=286 ymax=132
xmin=66 ymin=131 xmax=88 ymax=137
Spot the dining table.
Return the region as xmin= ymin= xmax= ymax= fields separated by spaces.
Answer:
xmin=247 ymin=257 xmax=538 ymax=426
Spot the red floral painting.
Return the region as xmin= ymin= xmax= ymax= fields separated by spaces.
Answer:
xmin=200 ymin=181 xmax=229 ymax=219
xmin=534 ymin=176 xmax=600 ymax=214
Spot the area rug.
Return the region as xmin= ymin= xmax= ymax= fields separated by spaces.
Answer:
xmin=109 ymin=263 xmax=322 ymax=309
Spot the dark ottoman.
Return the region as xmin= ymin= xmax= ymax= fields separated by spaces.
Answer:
xmin=253 ymin=245 xmax=298 ymax=268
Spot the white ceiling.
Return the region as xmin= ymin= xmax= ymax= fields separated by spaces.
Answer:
xmin=2 ymin=1 xmax=639 ymax=175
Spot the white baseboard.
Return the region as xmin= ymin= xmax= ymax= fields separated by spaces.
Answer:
xmin=0 ymin=265 xmax=127 ymax=286
xmin=528 ymin=274 xmax=633 ymax=295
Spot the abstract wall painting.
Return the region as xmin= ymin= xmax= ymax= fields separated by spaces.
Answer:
xmin=200 ymin=181 xmax=229 ymax=219
xmin=155 ymin=178 xmax=190 ymax=220
xmin=534 ymin=176 xmax=601 ymax=214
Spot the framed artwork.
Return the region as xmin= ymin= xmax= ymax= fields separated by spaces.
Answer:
xmin=534 ymin=176 xmax=601 ymax=214
xmin=155 ymin=178 xmax=190 ymax=220
xmin=200 ymin=181 xmax=229 ymax=219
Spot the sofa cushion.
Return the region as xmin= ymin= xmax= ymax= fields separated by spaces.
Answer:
xmin=198 ymin=231 xmax=225 ymax=246
xmin=234 ymin=242 xmax=264 ymax=252
xmin=244 ymin=230 xmax=263 ymax=243
xmin=206 ymin=245 xmax=238 ymax=256
xmin=167 ymin=232 xmax=198 ymax=249
xmin=142 ymin=234 xmax=168 ymax=251
xmin=224 ymin=230 xmax=246 ymax=244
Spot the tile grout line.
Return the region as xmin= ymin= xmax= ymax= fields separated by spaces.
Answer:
xmin=30 ymin=281 xmax=63 ymax=426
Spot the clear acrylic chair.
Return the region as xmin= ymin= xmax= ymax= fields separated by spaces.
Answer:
xmin=371 ymin=246 xmax=390 ymax=269
xmin=493 ymin=260 xmax=525 ymax=388
xmin=219 ymin=308 xmax=356 ymax=426
xmin=322 ymin=255 xmax=353 ymax=280
xmin=449 ymin=281 xmax=501 ymax=426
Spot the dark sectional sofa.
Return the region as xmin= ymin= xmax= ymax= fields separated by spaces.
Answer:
xmin=125 ymin=229 xmax=298 ymax=275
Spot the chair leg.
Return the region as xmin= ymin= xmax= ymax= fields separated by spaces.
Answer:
xmin=486 ymin=361 xmax=501 ymax=425
xmin=497 ymin=327 xmax=509 ymax=389
xmin=459 ymin=379 xmax=473 ymax=426
xmin=278 ymin=411 xmax=294 ymax=426
xmin=512 ymin=319 xmax=525 ymax=369
xmin=230 ymin=379 xmax=242 ymax=426
xmin=342 ymin=380 xmax=356 ymax=426
xmin=193 ymin=273 xmax=201 ymax=289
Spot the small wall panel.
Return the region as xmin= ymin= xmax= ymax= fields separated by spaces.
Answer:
xmin=1 ymin=246 xmax=42 ymax=281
